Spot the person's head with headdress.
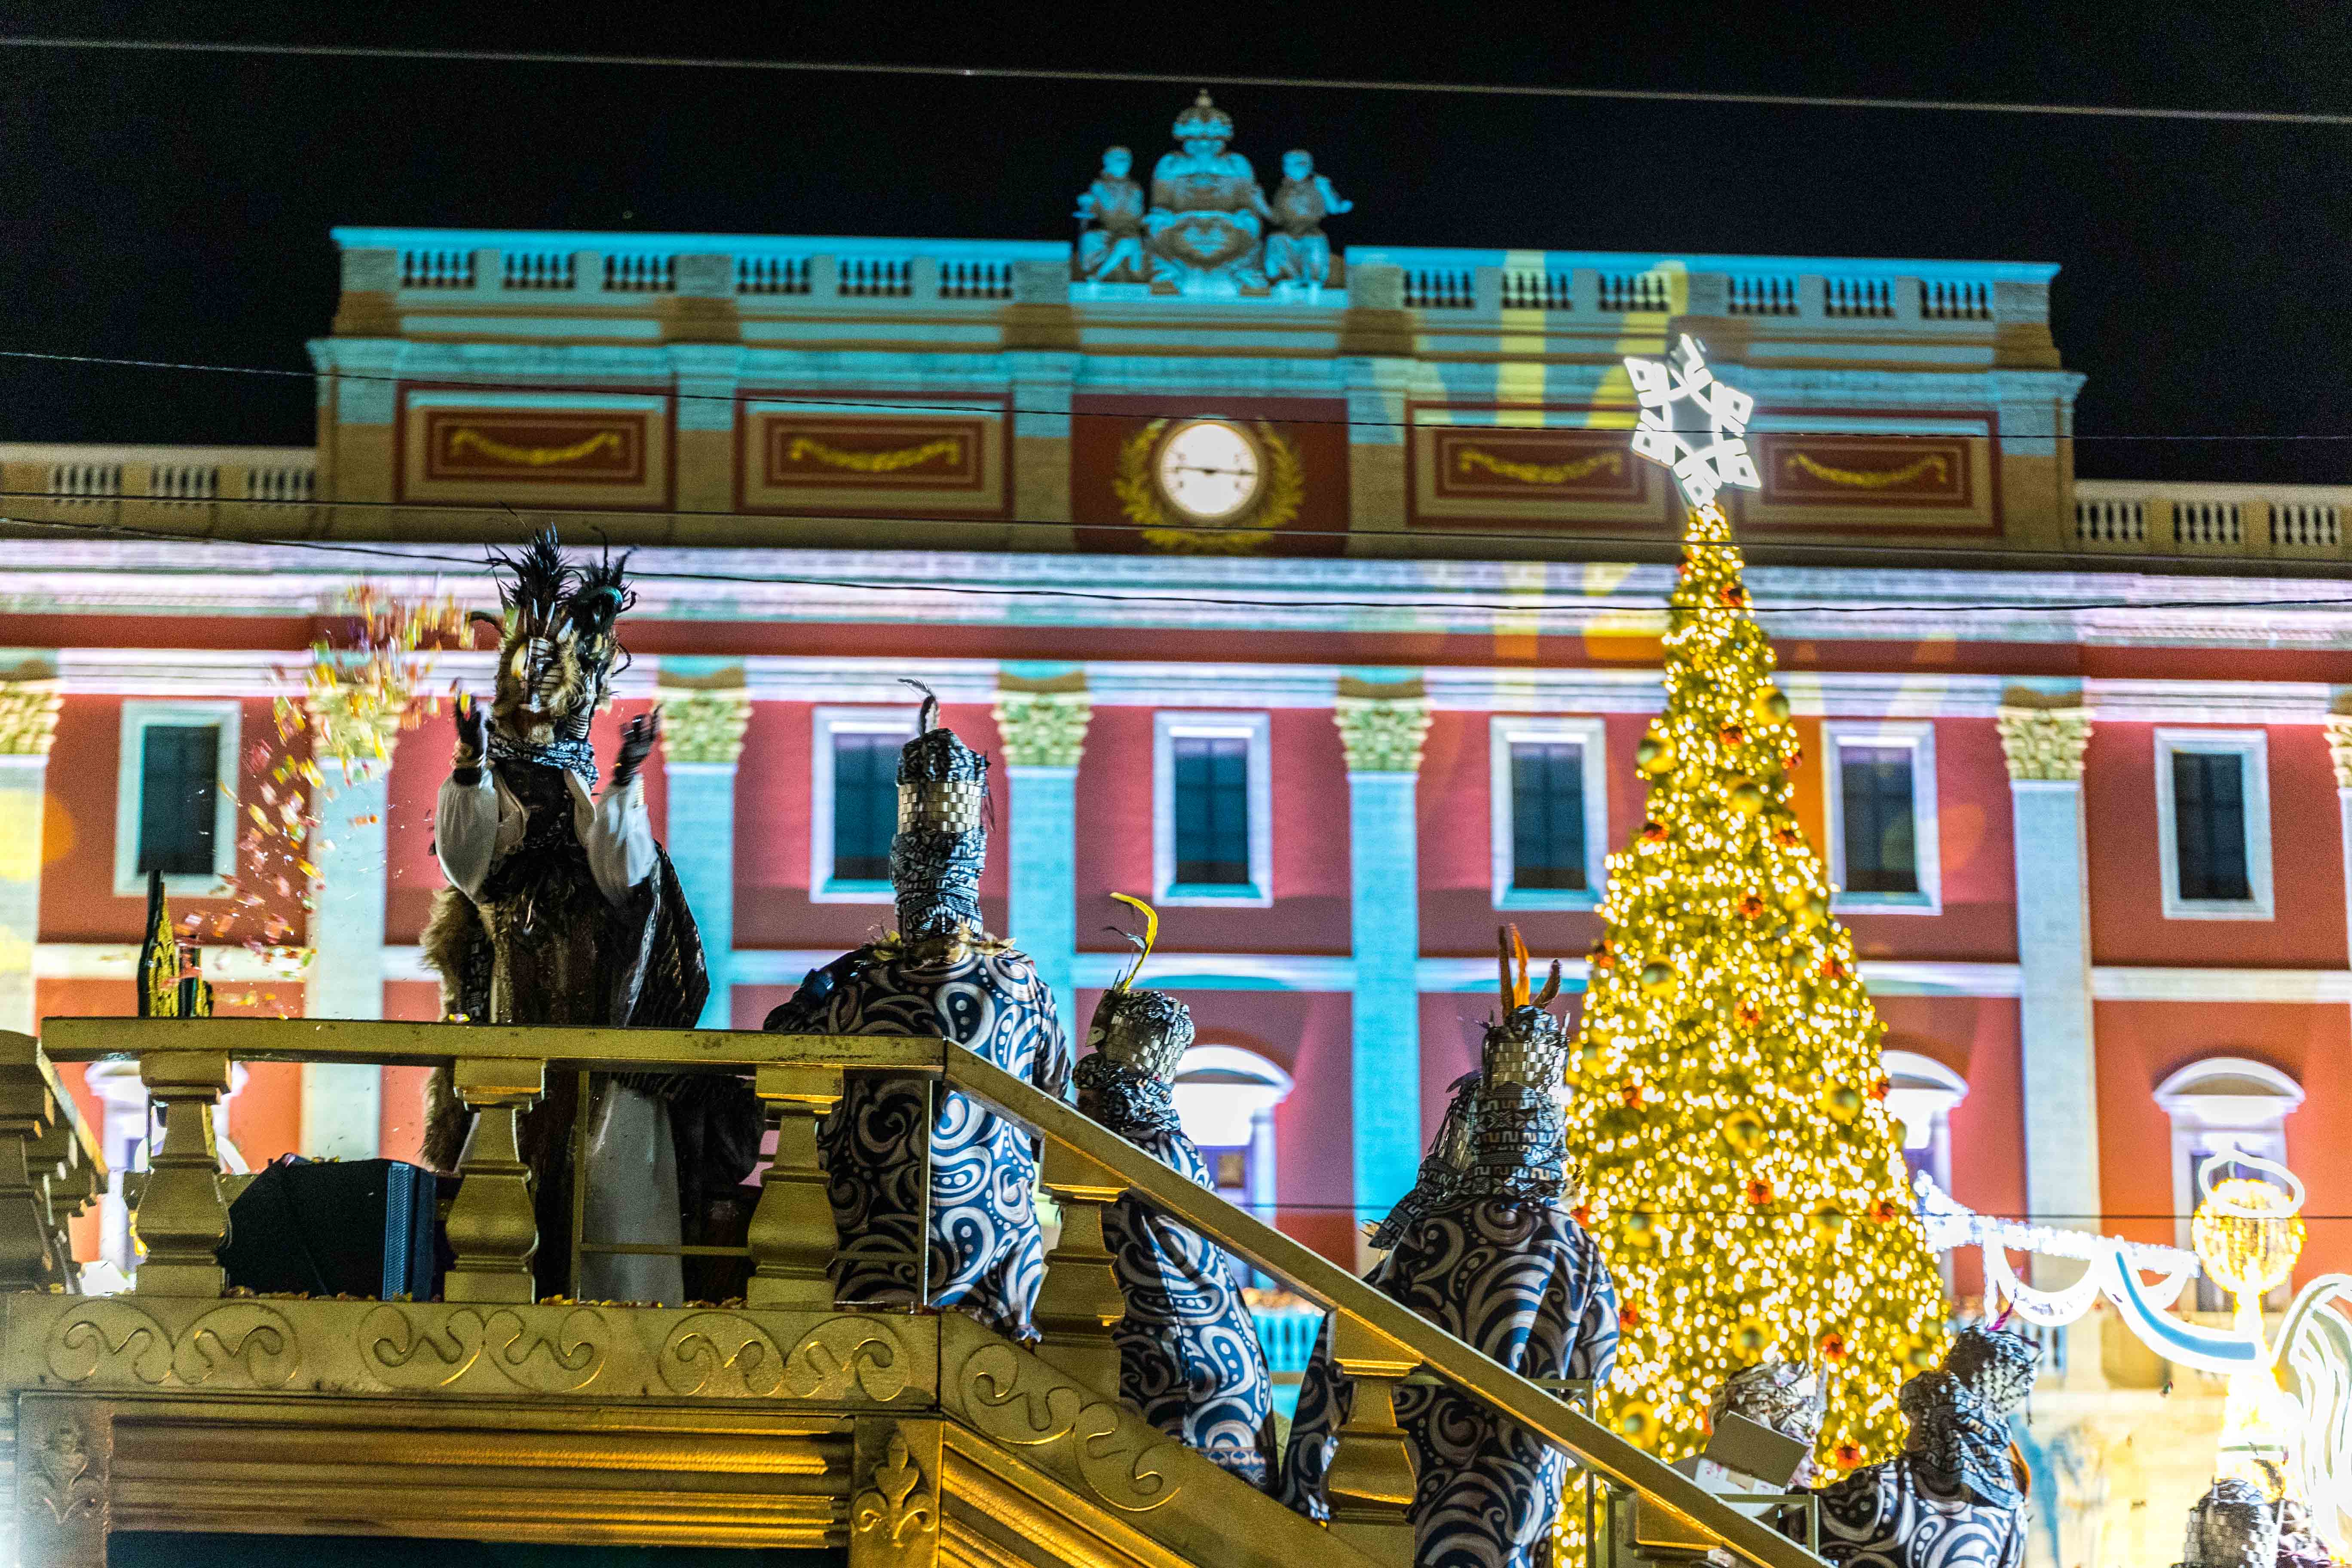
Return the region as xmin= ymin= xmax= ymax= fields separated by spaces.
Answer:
xmin=890 ymin=681 xmax=989 ymax=941
xmin=2177 ymin=1479 xmax=2285 ymax=1568
xmin=1075 ymin=894 xmax=1191 ymax=1132
xmin=474 ymin=530 xmax=634 ymax=765
xmin=1898 ymin=1324 xmax=2042 ymax=1507
xmin=1454 ymin=926 xmax=1569 ymax=1199
xmin=1370 ymin=1066 xmax=1482 ymax=1249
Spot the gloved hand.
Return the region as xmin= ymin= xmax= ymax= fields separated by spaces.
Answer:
xmin=451 ymin=692 xmax=488 ymax=781
xmin=612 ymin=706 xmax=663 ymax=788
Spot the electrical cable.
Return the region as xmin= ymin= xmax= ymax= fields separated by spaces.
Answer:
xmin=6 ymin=34 xmax=2352 ymax=128
xmin=7 ymin=510 xmax=2352 ymax=622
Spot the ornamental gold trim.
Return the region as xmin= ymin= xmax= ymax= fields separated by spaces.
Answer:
xmin=786 ymin=435 xmax=966 ymax=474
xmin=1113 ymin=418 xmax=1304 ymax=555
xmin=446 ymin=428 xmax=624 ymax=468
xmin=1453 ymin=447 xmax=1623 ymax=486
xmin=1783 ymin=451 xmax=1951 ymax=490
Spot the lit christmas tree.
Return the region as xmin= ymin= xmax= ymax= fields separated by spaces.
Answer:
xmin=1567 ymin=340 xmax=1951 ymax=1472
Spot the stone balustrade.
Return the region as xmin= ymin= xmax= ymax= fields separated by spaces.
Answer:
xmin=2073 ymin=478 xmax=2352 ymax=561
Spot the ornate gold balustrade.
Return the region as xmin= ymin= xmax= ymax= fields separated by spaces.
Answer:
xmin=7 ymin=1018 xmax=1823 ymax=1568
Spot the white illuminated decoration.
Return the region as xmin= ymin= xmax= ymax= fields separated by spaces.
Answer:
xmin=1624 ymin=335 xmax=1762 ymax=509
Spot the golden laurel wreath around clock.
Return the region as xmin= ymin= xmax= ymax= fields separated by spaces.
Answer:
xmin=1113 ymin=417 xmax=1304 ymax=554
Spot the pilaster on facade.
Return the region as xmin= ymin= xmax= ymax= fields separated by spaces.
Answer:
xmin=994 ymin=673 xmax=1092 ymax=1031
xmin=1336 ymin=678 xmax=1433 ymax=1240
xmin=1997 ymin=700 xmax=2100 ymax=1264
xmin=0 ymin=675 xmax=62 ymax=1036
xmin=658 ymin=677 xmax=752 ymax=1027
xmin=303 ymin=727 xmax=393 ymax=1161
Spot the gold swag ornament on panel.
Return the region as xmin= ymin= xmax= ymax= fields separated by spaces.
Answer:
xmin=446 ymin=428 xmax=625 ymax=468
xmin=1114 ymin=417 xmax=1304 ymax=554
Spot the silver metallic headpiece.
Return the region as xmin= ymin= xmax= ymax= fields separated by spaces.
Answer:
xmin=2176 ymin=1479 xmax=2282 ymax=1568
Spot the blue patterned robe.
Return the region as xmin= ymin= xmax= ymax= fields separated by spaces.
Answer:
xmin=1817 ymin=1387 xmax=2029 ymax=1568
xmin=774 ymin=938 xmax=1071 ymax=1338
xmin=1079 ymin=1060 xmax=1277 ymax=1487
xmin=1280 ymin=1198 xmax=1620 ymax=1568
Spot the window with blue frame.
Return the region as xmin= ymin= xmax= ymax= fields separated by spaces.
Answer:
xmin=1509 ymin=741 xmax=1586 ymax=891
xmin=1173 ymin=735 xmax=1252 ymax=889
xmin=137 ymin=724 xmax=221 ymax=877
xmin=830 ymin=730 xmax=899 ymax=884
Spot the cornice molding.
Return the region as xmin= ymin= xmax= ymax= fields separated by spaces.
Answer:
xmin=7 ymin=540 xmax=2352 ymax=651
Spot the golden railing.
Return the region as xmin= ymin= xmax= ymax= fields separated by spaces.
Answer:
xmin=30 ymin=1017 xmax=1823 ymax=1568
xmin=0 ymin=1032 xmax=107 ymax=1298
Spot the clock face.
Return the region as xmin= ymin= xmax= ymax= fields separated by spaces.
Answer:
xmin=1155 ymin=420 xmax=1263 ymax=523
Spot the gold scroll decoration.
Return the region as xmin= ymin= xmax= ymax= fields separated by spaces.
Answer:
xmin=785 ymin=435 xmax=965 ymax=475
xmin=1783 ymin=451 xmax=1951 ymax=489
xmin=446 ymin=429 xmax=623 ymax=468
xmin=1113 ymin=418 xmax=1304 ymax=555
xmin=1453 ymin=447 xmax=1625 ymax=486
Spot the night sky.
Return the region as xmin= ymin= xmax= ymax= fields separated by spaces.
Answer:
xmin=3 ymin=3 xmax=2350 ymax=483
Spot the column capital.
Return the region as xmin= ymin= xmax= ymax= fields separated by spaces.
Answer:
xmin=657 ymin=686 xmax=753 ymax=766
xmin=993 ymin=686 xmax=1093 ymax=770
xmin=1996 ymin=704 xmax=2091 ymax=782
xmin=2325 ymin=714 xmax=2352 ymax=790
xmin=1334 ymin=681 xmax=1432 ymax=776
xmin=0 ymin=681 xmax=62 ymax=758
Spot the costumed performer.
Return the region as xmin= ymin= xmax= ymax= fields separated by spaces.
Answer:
xmin=1075 ymin=893 xmax=1277 ymax=1486
xmin=1816 ymin=1324 xmax=2040 ymax=1568
xmin=422 ymin=531 xmax=760 ymax=1305
xmin=765 ymin=683 xmax=1072 ymax=1337
xmin=1281 ymin=926 xmax=1620 ymax=1568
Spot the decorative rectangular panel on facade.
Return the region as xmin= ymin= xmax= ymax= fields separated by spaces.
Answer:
xmin=397 ymin=392 xmax=672 ymax=509
xmin=1406 ymin=406 xmax=1676 ymax=531
xmin=1737 ymin=423 xmax=1997 ymax=535
xmin=736 ymin=398 xmax=1008 ymax=518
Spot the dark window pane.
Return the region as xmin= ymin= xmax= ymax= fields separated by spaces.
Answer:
xmin=832 ymin=731 xmax=900 ymax=882
xmin=138 ymin=724 xmax=221 ymax=877
xmin=1840 ymin=745 xmax=1919 ymax=894
xmin=2173 ymin=750 xmax=2251 ymax=901
xmin=1173 ymin=736 xmax=1252 ymax=887
xmin=1510 ymin=741 xmax=1586 ymax=891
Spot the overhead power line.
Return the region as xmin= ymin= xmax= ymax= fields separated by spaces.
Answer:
xmin=5 ymin=35 xmax=2352 ymax=127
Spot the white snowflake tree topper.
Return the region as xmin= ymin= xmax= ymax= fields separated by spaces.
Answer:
xmin=1624 ymin=334 xmax=1761 ymax=510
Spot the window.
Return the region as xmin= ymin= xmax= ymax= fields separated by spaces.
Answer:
xmin=1824 ymin=724 xmax=1940 ymax=913
xmin=1173 ymin=737 xmax=1251 ymax=886
xmin=2153 ymin=729 xmax=2272 ymax=919
xmin=1489 ymin=717 xmax=1608 ymax=909
xmin=114 ymin=701 xmax=241 ymax=896
xmin=811 ymin=707 xmax=918 ymax=901
xmin=1153 ymin=713 xmax=1272 ymax=906
xmin=2155 ymin=1057 xmax=2302 ymax=1308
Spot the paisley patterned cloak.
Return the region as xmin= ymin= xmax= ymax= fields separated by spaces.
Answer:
xmin=1279 ymin=1199 xmax=1620 ymax=1568
xmin=1816 ymin=1404 xmax=2028 ymax=1568
xmin=769 ymin=938 xmax=1070 ymax=1338
xmin=1077 ymin=1057 xmax=1277 ymax=1488
xmin=421 ymin=758 xmax=736 ymax=1302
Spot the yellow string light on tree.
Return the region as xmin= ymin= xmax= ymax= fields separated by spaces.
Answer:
xmin=1568 ymin=337 xmax=1951 ymax=1476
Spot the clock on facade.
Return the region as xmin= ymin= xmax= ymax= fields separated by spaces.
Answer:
xmin=1154 ymin=419 xmax=1264 ymax=522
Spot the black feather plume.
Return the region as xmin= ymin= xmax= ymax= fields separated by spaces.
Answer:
xmin=488 ymin=528 xmax=570 ymax=623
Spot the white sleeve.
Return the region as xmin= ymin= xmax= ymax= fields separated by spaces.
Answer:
xmin=435 ymin=770 xmax=501 ymax=901
xmin=575 ymin=773 xmax=656 ymax=907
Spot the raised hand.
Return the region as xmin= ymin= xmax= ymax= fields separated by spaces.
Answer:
xmin=612 ymin=706 xmax=662 ymax=787
xmin=452 ymin=692 xmax=488 ymax=764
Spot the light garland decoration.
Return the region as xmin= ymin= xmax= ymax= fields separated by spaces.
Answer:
xmin=1920 ymin=1159 xmax=2352 ymax=1551
xmin=1566 ymin=338 xmax=1950 ymax=1475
